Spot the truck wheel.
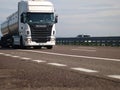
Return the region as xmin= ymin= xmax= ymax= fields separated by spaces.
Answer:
xmin=12 ymin=38 xmax=16 ymax=49
xmin=12 ymin=38 xmax=19 ymax=49
xmin=47 ymin=46 xmax=53 ymax=49
xmin=13 ymin=45 xmax=19 ymax=49
xmin=20 ymin=37 xmax=25 ymax=49
xmin=1 ymin=37 xmax=6 ymax=48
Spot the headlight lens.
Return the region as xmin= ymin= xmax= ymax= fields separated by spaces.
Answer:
xmin=26 ymin=38 xmax=31 ymax=43
xmin=51 ymin=38 xmax=55 ymax=41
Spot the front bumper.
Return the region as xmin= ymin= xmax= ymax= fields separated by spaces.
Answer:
xmin=25 ymin=40 xmax=56 ymax=46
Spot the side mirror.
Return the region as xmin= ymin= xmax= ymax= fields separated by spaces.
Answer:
xmin=55 ymin=15 xmax=58 ymax=23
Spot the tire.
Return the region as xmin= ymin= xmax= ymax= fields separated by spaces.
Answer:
xmin=12 ymin=37 xmax=20 ymax=49
xmin=1 ymin=37 xmax=7 ymax=48
xmin=20 ymin=37 xmax=25 ymax=49
xmin=46 ymin=46 xmax=53 ymax=49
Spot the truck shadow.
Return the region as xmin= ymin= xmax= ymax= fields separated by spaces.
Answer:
xmin=0 ymin=46 xmax=49 ymax=51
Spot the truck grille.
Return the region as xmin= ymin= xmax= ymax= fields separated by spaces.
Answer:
xmin=30 ymin=24 xmax=52 ymax=43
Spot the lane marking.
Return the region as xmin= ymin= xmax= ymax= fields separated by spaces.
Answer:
xmin=0 ymin=52 xmax=46 ymax=63
xmin=32 ymin=60 xmax=46 ymax=63
xmin=20 ymin=57 xmax=31 ymax=60
xmin=19 ymin=50 xmax=120 ymax=62
xmin=71 ymin=68 xmax=98 ymax=73
xmin=78 ymin=47 xmax=96 ymax=49
xmin=2 ymin=51 xmax=120 ymax=81
xmin=72 ymin=49 xmax=96 ymax=52
xmin=0 ymin=53 xmax=4 ymax=55
xmin=0 ymin=53 xmax=31 ymax=61
xmin=48 ymin=63 xmax=67 ymax=67
xmin=10 ymin=55 xmax=20 ymax=58
xmin=3 ymin=54 xmax=13 ymax=57
xmin=108 ymin=75 xmax=120 ymax=80
xmin=0 ymin=53 xmax=20 ymax=58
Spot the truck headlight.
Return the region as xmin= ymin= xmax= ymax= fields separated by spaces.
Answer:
xmin=26 ymin=38 xmax=31 ymax=43
xmin=51 ymin=38 xmax=55 ymax=41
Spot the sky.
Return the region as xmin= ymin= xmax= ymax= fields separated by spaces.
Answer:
xmin=0 ymin=0 xmax=120 ymax=37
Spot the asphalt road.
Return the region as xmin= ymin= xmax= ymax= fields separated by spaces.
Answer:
xmin=0 ymin=45 xmax=120 ymax=90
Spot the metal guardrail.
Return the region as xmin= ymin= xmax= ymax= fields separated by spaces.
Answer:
xmin=56 ymin=37 xmax=120 ymax=46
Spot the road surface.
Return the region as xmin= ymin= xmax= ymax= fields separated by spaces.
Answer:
xmin=0 ymin=45 xmax=120 ymax=90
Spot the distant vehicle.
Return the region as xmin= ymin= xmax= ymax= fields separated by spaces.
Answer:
xmin=0 ymin=0 xmax=58 ymax=49
xmin=77 ymin=34 xmax=90 ymax=38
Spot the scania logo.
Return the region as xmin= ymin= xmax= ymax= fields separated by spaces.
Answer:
xmin=36 ymin=25 xmax=47 ymax=28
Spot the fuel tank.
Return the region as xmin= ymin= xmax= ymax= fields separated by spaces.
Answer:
xmin=1 ymin=12 xmax=19 ymax=36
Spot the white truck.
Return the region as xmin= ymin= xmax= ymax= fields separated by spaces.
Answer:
xmin=0 ymin=0 xmax=58 ymax=49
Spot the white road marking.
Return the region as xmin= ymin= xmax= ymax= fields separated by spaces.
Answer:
xmin=10 ymin=55 xmax=20 ymax=58
xmin=0 ymin=52 xmax=46 ymax=63
xmin=71 ymin=68 xmax=98 ymax=73
xmin=72 ymin=49 xmax=96 ymax=52
xmin=0 ymin=53 xmax=4 ymax=55
xmin=19 ymin=50 xmax=120 ymax=62
xmin=48 ymin=63 xmax=67 ymax=67
xmin=108 ymin=75 xmax=120 ymax=80
xmin=3 ymin=54 xmax=12 ymax=57
xmin=0 ymin=53 xmax=20 ymax=58
xmin=78 ymin=47 xmax=96 ymax=49
xmin=20 ymin=57 xmax=31 ymax=60
xmin=32 ymin=60 xmax=46 ymax=63
xmin=0 ymin=53 xmax=31 ymax=61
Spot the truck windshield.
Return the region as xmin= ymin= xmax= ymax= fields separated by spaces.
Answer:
xmin=26 ymin=13 xmax=54 ymax=24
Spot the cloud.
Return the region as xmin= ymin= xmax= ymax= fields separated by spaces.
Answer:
xmin=0 ymin=0 xmax=19 ymax=22
xmin=0 ymin=0 xmax=120 ymax=37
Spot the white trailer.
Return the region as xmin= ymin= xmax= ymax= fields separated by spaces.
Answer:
xmin=1 ymin=0 xmax=58 ymax=49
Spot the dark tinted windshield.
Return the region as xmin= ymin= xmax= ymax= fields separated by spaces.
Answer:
xmin=26 ymin=13 xmax=54 ymax=24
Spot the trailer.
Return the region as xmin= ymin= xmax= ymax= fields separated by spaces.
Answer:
xmin=0 ymin=0 xmax=58 ymax=49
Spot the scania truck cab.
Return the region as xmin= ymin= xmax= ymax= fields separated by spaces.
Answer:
xmin=1 ymin=0 xmax=58 ymax=49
